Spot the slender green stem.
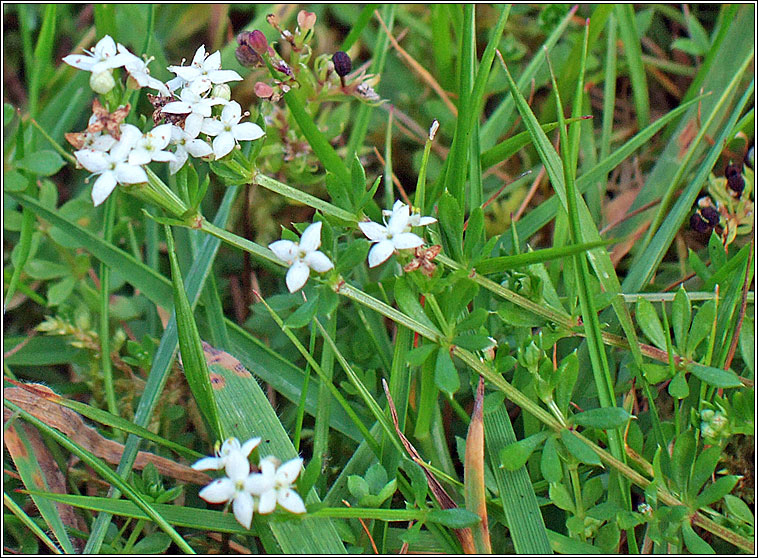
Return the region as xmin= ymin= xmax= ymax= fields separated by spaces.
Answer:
xmin=100 ymin=193 xmax=119 ymax=421
xmin=254 ymin=173 xmax=356 ymax=223
xmin=255 ymin=294 xmax=382 ymax=457
xmin=200 ymin=219 xmax=282 ymax=267
xmin=293 ymin=324 xmax=316 ymax=452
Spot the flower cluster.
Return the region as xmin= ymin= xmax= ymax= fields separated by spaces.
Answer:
xmin=360 ymin=200 xmax=437 ymax=268
xmin=267 ymin=201 xmax=437 ymax=293
xmin=193 ymin=437 xmax=306 ymax=529
xmin=64 ymin=36 xmax=264 ymax=205
xmin=269 ymin=221 xmax=333 ymax=293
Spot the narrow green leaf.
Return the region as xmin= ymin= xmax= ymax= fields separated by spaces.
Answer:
xmin=476 ymin=239 xmax=611 ymax=274
xmin=695 ymin=476 xmax=740 ymax=508
xmin=688 ymin=363 xmax=743 ymax=388
xmin=672 ymin=287 xmax=692 ymax=353
xmin=682 ymin=520 xmax=716 ymax=554
xmin=636 ymin=297 xmax=667 ymax=350
xmin=426 ymin=508 xmax=480 ymax=529
xmin=671 ymin=429 xmax=696 ymax=493
xmin=282 ymin=88 xmax=350 ymax=185
xmin=548 ymin=482 xmax=576 ymax=513
xmin=570 ymin=408 xmax=632 ymax=430
xmin=485 ymin=406 xmax=552 ymax=553
xmin=615 ymin=5 xmax=649 ymax=129
xmin=499 ymin=431 xmax=549 ymax=471
xmin=207 ymin=345 xmax=346 ymax=553
xmin=434 ymin=347 xmax=460 ymax=396
xmin=560 ymin=430 xmax=602 ymax=466
xmin=541 ymin=436 xmax=563 ymax=484
xmin=165 ymin=226 xmax=222 ymax=439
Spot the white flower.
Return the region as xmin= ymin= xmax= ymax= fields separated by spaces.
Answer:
xmin=128 ymin=124 xmax=176 ymax=166
xmin=382 ymin=200 xmax=437 ymax=230
xmin=78 ymin=114 xmax=119 ymax=152
xmin=192 ymin=436 xmax=261 ymax=472
xmin=74 ymin=124 xmax=147 ymax=206
xmin=118 ymin=44 xmax=171 ymax=96
xmin=268 ymin=221 xmax=333 ymax=293
xmin=167 ymin=44 xmax=242 ymax=95
xmin=201 ymin=101 xmax=264 ymax=159
xmin=169 ymin=125 xmax=213 ymax=174
xmin=246 ymin=456 xmax=306 ymax=515
xmin=359 ymin=203 xmax=425 ymax=267
xmin=63 ymin=35 xmax=132 ymax=74
xmin=198 ymin=450 xmax=256 ymax=529
xmin=161 ymin=87 xmax=227 ymax=138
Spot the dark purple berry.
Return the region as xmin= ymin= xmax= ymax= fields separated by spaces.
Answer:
xmin=700 ymin=206 xmax=720 ymax=226
xmin=725 ymin=163 xmax=741 ymax=179
xmin=727 ymin=173 xmax=745 ymax=196
xmin=332 ymin=51 xmax=352 ymax=77
xmin=690 ymin=213 xmax=712 ymax=234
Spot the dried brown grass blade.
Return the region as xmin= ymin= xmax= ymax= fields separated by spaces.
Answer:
xmin=4 ymin=384 xmax=209 ymax=485
xmin=464 ymin=377 xmax=492 ymax=553
xmin=382 ymin=379 xmax=476 ymax=552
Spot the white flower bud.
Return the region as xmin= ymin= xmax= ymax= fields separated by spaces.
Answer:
xmin=212 ymin=83 xmax=232 ymax=102
xmin=428 ymin=119 xmax=440 ymax=141
xmin=90 ymin=70 xmax=116 ymax=94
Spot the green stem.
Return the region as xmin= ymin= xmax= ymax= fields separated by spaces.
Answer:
xmin=254 ymin=173 xmax=356 ymax=222
xmin=100 ymin=193 xmax=119 ymax=422
xmin=200 ymin=219 xmax=282 ymax=267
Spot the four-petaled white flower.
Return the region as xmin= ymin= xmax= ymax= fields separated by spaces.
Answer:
xmin=200 ymin=101 xmax=265 ymax=159
xmin=62 ymin=34 xmax=131 ymax=74
xmin=268 ymin=221 xmax=334 ymax=293
xmin=246 ymin=456 xmax=306 ymax=515
xmin=198 ymin=449 xmax=256 ymax=529
xmin=167 ymin=45 xmax=242 ymax=95
xmin=169 ymin=125 xmax=213 ymax=174
xmin=382 ymin=200 xmax=437 ymax=230
xmin=162 ymin=87 xmax=227 ymax=138
xmin=359 ymin=203 xmax=425 ymax=267
xmin=118 ymin=45 xmax=171 ymax=96
xmin=192 ymin=436 xmax=261 ymax=472
xmin=128 ymin=124 xmax=177 ymax=166
xmin=74 ymin=124 xmax=147 ymax=206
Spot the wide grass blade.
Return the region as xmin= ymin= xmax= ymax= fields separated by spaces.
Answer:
xmin=484 ymin=406 xmax=552 ymax=553
xmin=203 ymin=345 xmax=346 ymax=553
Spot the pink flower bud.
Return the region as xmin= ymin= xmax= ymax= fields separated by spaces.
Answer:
xmin=297 ymin=10 xmax=317 ymax=31
xmin=254 ymin=82 xmax=274 ymax=99
xmin=247 ymin=30 xmax=269 ymax=55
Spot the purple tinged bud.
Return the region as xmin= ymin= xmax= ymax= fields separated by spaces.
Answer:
xmin=333 ymin=51 xmax=352 ymax=77
xmin=690 ymin=213 xmax=711 ymax=234
xmin=248 ymin=30 xmax=269 ymax=55
xmin=724 ymin=163 xmax=741 ymax=179
xmin=700 ymin=206 xmax=720 ymax=226
xmin=726 ymin=172 xmax=745 ymax=196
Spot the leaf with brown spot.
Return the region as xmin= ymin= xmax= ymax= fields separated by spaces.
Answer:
xmin=3 ymin=412 xmax=78 ymax=552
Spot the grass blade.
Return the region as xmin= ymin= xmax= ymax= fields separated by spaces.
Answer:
xmin=5 ymin=401 xmax=195 ymax=554
xmin=615 ymin=5 xmax=650 ymax=129
xmin=205 ymin=345 xmax=346 ymax=553
xmin=165 ymin=225 xmax=223 ymax=439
